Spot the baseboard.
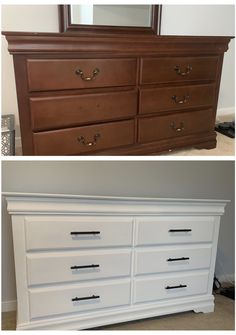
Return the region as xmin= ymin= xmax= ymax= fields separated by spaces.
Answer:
xmin=216 ymin=107 xmax=235 ymax=118
xmin=2 ymin=300 xmax=17 ymax=312
xmin=217 ymin=273 xmax=235 ymax=286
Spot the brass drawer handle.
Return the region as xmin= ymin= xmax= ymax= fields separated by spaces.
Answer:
xmin=174 ymin=65 xmax=192 ymax=76
xmin=172 ymin=95 xmax=190 ymax=104
xmin=77 ymin=133 xmax=101 ymax=146
xmin=170 ymin=122 xmax=184 ymax=132
xmin=75 ymin=68 xmax=100 ymax=81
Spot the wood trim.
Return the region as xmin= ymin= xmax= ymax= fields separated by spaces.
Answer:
xmin=58 ymin=5 xmax=162 ymax=35
xmin=2 ymin=32 xmax=232 ymax=55
xmin=4 ymin=193 xmax=228 ymax=216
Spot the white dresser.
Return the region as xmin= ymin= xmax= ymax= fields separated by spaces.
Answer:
xmin=5 ymin=193 xmax=228 ymax=330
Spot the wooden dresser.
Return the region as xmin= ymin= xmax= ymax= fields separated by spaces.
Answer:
xmin=3 ymin=32 xmax=232 ymax=155
xmin=5 ymin=193 xmax=228 ymax=330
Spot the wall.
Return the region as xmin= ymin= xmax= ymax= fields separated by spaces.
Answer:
xmin=1 ymin=5 xmax=235 ymax=142
xmin=2 ymin=161 xmax=235 ymax=310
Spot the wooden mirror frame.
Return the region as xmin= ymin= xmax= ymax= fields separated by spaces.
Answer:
xmin=59 ymin=5 xmax=162 ymax=35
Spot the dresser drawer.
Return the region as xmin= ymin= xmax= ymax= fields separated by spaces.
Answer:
xmin=27 ymin=250 xmax=131 ymax=285
xmin=134 ymin=271 xmax=209 ymax=303
xmin=25 ymin=216 xmax=133 ymax=251
xmin=30 ymin=90 xmax=138 ymax=131
xmin=141 ymin=56 xmax=218 ymax=84
xmin=135 ymin=245 xmax=212 ymax=275
xmin=29 ymin=280 xmax=131 ymax=319
xmin=27 ymin=58 xmax=137 ymax=91
xmin=140 ymin=84 xmax=215 ymax=115
xmin=135 ymin=217 xmax=214 ymax=246
xmin=33 ymin=119 xmax=135 ymax=155
xmin=138 ymin=109 xmax=214 ymax=144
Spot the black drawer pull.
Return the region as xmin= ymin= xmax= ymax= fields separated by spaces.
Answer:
xmin=165 ymin=284 xmax=187 ymax=290
xmin=70 ymin=231 xmax=100 ymax=235
xmin=167 ymin=257 xmax=190 ymax=262
xmin=169 ymin=229 xmax=192 ymax=232
xmin=72 ymin=294 xmax=100 ymax=302
xmin=71 ymin=264 xmax=100 ymax=270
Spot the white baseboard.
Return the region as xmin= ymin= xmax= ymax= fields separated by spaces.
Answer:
xmin=15 ymin=136 xmax=21 ymax=148
xmin=2 ymin=300 xmax=17 ymax=312
xmin=217 ymin=273 xmax=235 ymax=285
xmin=216 ymin=107 xmax=235 ymax=118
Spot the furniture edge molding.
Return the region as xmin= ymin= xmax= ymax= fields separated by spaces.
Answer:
xmin=3 ymin=193 xmax=229 ymax=216
xmin=2 ymin=32 xmax=232 ymax=55
xmin=16 ymin=294 xmax=214 ymax=330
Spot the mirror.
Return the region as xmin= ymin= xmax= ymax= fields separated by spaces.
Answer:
xmin=59 ymin=5 xmax=161 ymax=35
xmin=70 ymin=5 xmax=152 ymax=27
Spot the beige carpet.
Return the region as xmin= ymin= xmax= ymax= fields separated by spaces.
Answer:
xmin=165 ymin=132 xmax=234 ymax=156
xmin=2 ymin=294 xmax=234 ymax=330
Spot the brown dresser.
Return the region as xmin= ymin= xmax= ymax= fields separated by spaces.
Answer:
xmin=3 ymin=32 xmax=232 ymax=155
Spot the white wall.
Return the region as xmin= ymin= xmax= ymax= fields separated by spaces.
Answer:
xmin=161 ymin=5 xmax=235 ymax=113
xmin=1 ymin=161 xmax=235 ymax=310
xmin=1 ymin=5 xmax=235 ymax=141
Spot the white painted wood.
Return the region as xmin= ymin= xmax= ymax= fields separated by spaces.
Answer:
xmin=207 ymin=217 xmax=221 ymax=294
xmin=24 ymin=216 xmax=133 ymax=250
xmin=27 ymin=249 xmax=131 ymax=285
xmin=11 ymin=216 xmax=30 ymax=324
xmin=135 ymin=245 xmax=212 ymax=275
xmin=136 ymin=216 xmax=215 ymax=245
xmin=4 ymin=193 xmax=228 ymax=330
xmin=17 ymin=294 xmax=215 ymax=330
xmin=134 ymin=271 xmax=209 ymax=303
xmin=29 ymin=279 xmax=131 ymax=319
xmin=4 ymin=192 xmax=228 ymax=216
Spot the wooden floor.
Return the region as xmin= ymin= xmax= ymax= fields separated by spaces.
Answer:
xmin=2 ymin=294 xmax=234 ymax=330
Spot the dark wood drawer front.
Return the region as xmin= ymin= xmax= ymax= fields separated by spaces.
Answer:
xmin=141 ymin=57 xmax=218 ymax=84
xmin=30 ymin=90 xmax=138 ymax=131
xmin=140 ymin=84 xmax=215 ymax=115
xmin=33 ymin=120 xmax=135 ymax=155
xmin=27 ymin=58 xmax=137 ymax=91
xmin=138 ymin=109 xmax=214 ymax=143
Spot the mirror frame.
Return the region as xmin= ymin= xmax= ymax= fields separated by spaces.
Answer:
xmin=59 ymin=5 xmax=162 ymax=35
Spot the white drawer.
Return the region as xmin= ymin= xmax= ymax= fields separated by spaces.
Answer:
xmin=25 ymin=216 xmax=133 ymax=250
xmin=136 ymin=216 xmax=214 ymax=246
xmin=29 ymin=280 xmax=131 ymax=319
xmin=135 ymin=245 xmax=212 ymax=275
xmin=27 ymin=250 xmax=131 ymax=285
xmin=134 ymin=271 xmax=209 ymax=304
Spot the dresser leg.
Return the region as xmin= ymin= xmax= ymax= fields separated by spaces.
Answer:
xmin=194 ymin=140 xmax=217 ymax=150
xmin=193 ymin=305 xmax=214 ymax=314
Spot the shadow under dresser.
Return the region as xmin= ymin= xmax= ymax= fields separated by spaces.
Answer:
xmin=2 ymin=32 xmax=233 ymax=155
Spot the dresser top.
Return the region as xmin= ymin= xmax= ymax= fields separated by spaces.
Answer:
xmin=3 ymin=192 xmax=229 ymax=216
xmin=2 ymin=31 xmax=233 ymax=55
xmin=2 ymin=192 xmax=230 ymax=203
